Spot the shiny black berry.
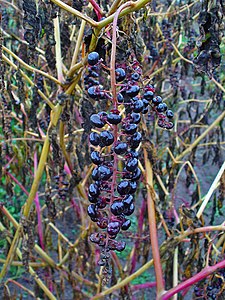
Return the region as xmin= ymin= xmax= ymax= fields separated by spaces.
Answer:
xmin=129 ymin=181 xmax=137 ymax=194
xmin=88 ymin=52 xmax=99 ymax=66
xmin=115 ymin=68 xmax=126 ymax=82
xmin=133 ymin=100 xmax=144 ymax=113
xmin=124 ymin=203 xmax=135 ymax=216
xmin=156 ymin=103 xmax=165 ymax=112
xmin=107 ymin=113 xmax=122 ymax=125
xmin=131 ymin=72 xmax=140 ymax=81
xmin=117 ymin=93 xmax=124 ymax=103
xmin=100 ymin=130 xmax=114 ymax=146
xmin=90 ymin=114 xmax=105 ymax=128
xmin=89 ymin=132 xmax=100 ymax=146
xmin=98 ymin=165 xmax=113 ymax=180
xmin=129 ymin=132 xmax=142 ymax=149
xmin=117 ymin=180 xmax=131 ymax=195
xmin=131 ymin=112 xmax=141 ymax=124
xmin=111 ymin=201 xmax=124 ymax=215
xmin=114 ymin=142 xmax=128 ymax=155
xmin=87 ymin=204 xmax=97 ymax=218
xmin=144 ymin=91 xmax=154 ymax=100
xmin=124 ymin=123 xmax=137 ymax=135
xmin=126 ymin=85 xmax=140 ymax=97
xmin=166 ymin=110 xmax=174 ymax=119
xmin=88 ymin=193 xmax=98 ymax=203
xmin=92 ymin=167 xmax=100 ymax=180
xmin=89 ymin=183 xmax=100 ymax=197
xmin=131 ymin=168 xmax=141 ymax=181
xmin=87 ymin=86 xmax=98 ymax=99
xmin=126 ymin=157 xmax=138 ymax=172
xmin=121 ymin=219 xmax=131 ymax=230
xmin=123 ymin=194 xmax=134 ymax=207
xmin=90 ymin=151 xmax=102 ymax=165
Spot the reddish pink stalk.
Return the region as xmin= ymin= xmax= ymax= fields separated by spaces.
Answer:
xmin=130 ymin=199 xmax=146 ymax=274
xmin=161 ymin=260 xmax=225 ymax=300
xmin=131 ymin=282 xmax=157 ymax=291
xmin=34 ymin=151 xmax=45 ymax=250
xmin=5 ymin=170 xmax=29 ymax=196
xmin=88 ymin=0 xmax=103 ymax=21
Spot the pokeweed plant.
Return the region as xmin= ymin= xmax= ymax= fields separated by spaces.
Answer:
xmin=0 ymin=0 xmax=224 ymax=300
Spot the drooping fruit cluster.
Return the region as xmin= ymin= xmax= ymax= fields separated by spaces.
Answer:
xmin=86 ymin=52 xmax=174 ymax=266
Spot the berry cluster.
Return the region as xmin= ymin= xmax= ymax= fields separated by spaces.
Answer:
xmin=86 ymin=52 xmax=174 ymax=264
xmin=22 ymin=0 xmax=40 ymax=56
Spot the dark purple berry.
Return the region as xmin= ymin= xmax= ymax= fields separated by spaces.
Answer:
xmin=144 ymin=91 xmax=154 ymax=100
xmin=89 ymin=132 xmax=100 ymax=146
xmin=115 ymin=68 xmax=126 ymax=82
xmin=88 ymin=51 xmax=99 ymax=66
xmin=166 ymin=110 xmax=174 ymax=119
xmin=128 ymin=150 xmax=139 ymax=158
xmin=152 ymin=96 xmax=162 ymax=105
xmin=121 ymin=219 xmax=131 ymax=230
xmin=87 ymin=86 xmax=98 ymax=99
xmin=156 ymin=103 xmax=165 ymax=112
xmin=124 ymin=203 xmax=135 ymax=216
xmin=100 ymin=130 xmax=114 ymax=146
xmin=92 ymin=167 xmax=100 ymax=180
xmin=129 ymin=181 xmax=137 ymax=194
xmin=115 ymin=241 xmax=126 ymax=252
xmin=131 ymin=72 xmax=140 ymax=81
xmin=117 ymin=180 xmax=131 ymax=195
xmin=131 ymin=168 xmax=141 ymax=181
xmin=131 ymin=112 xmax=141 ymax=124
xmin=90 ymin=151 xmax=102 ymax=165
xmin=129 ymin=132 xmax=142 ymax=149
xmin=98 ymin=165 xmax=113 ymax=180
xmin=123 ymin=194 xmax=134 ymax=207
xmin=107 ymin=221 xmax=120 ymax=236
xmin=165 ymin=122 xmax=174 ymax=129
xmin=142 ymin=107 xmax=149 ymax=114
xmin=111 ymin=201 xmax=124 ymax=215
xmin=126 ymin=157 xmax=138 ymax=172
xmin=88 ymin=193 xmax=98 ymax=203
xmin=90 ymin=114 xmax=105 ymax=128
xmin=117 ymin=93 xmax=124 ymax=103
xmin=126 ymin=85 xmax=140 ymax=97
xmin=107 ymin=113 xmax=122 ymax=125
xmin=124 ymin=123 xmax=137 ymax=135
xmin=142 ymin=98 xmax=149 ymax=107
xmin=133 ymin=100 xmax=144 ymax=113
xmin=89 ymin=183 xmax=100 ymax=197
xmin=87 ymin=204 xmax=97 ymax=218
xmin=114 ymin=142 xmax=128 ymax=155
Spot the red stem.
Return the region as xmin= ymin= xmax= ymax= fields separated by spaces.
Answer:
xmin=130 ymin=199 xmax=146 ymax=274
xmin=88 ymin=0 xmax=103 ymax=21
xmin=131 ymin=282 xmax=157 ymax=291
xmin=161 ymin=260 xmax=225 ymax=300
